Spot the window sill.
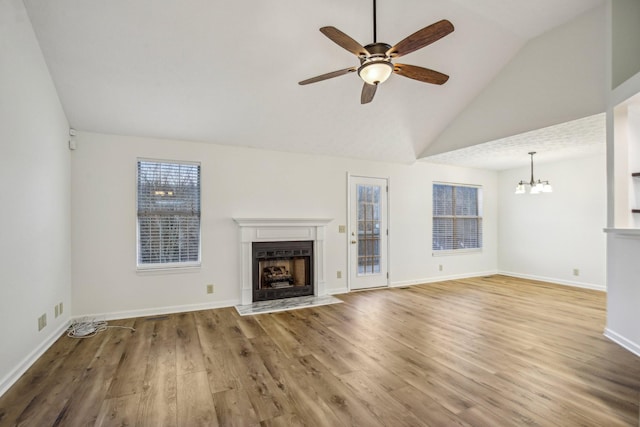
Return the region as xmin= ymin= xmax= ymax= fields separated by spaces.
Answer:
xmin=432 ymin=249 xmax=482 ymax=257
xmin=136 ymin=263 xmax=201 ymax=275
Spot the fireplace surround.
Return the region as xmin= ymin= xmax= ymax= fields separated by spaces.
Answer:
xmin=234 ymin=218 xmax=332 ymax=305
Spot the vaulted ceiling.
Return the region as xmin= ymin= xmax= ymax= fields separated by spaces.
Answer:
xmin=23 ymin=0 xmax=604 ymax=164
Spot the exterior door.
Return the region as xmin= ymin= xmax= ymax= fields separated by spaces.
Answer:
xmin=349 ymin=176 xmax=388 ymax=290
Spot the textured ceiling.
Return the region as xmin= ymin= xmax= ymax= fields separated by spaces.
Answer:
xmin=422 ymin=113 xmax=606 ymax=170
xmin=23 ymin=0 xmax=604 ymax=164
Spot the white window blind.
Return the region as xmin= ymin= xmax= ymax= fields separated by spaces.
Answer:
xmin=433 ymin=183 xmax=482 ymax=252
xmin=137 ymin=160 xmax=201 ymax=267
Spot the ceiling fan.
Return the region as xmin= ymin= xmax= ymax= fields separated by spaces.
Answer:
xmin=299 ymin=0 xmax=454 ymax=104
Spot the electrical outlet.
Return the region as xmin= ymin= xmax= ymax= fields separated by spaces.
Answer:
xmin=206 ymin=284 xmax=214 ymax=294
xmin=439 ymin=264 xmax=443 ymax=271
xmin=38 ymin=314 xmax=47 ymax=331
xmin=337 ymin=271 xmax=342 ymax=279
xmin=573 ymin=268 xmax=580 ymax=276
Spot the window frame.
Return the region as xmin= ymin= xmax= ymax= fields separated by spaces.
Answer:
xmin=136 ymin=158 xmax=202 ymax=271
xmin=432 ymin=182 xmax=483 ymax=256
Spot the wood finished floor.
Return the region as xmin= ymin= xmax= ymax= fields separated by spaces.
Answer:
xmin=1 ymin=275 xmax=639 ymax=426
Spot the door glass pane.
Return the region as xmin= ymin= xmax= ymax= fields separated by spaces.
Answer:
xmin=357 ymin=184 xmax=382 ymax=276
xmin=373 ymin=257 xmax=380 ymax=273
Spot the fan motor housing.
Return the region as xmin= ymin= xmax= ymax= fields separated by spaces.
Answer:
xmin=363 ymin=42 xmax=392 ymax=59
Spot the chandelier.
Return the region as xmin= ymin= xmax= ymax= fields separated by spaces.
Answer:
xmin=515 ymin=152 xmax=553 ymax=194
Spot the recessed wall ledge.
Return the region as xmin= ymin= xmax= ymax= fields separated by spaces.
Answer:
xmin=603 ymin=228 xmax=640 ymax=237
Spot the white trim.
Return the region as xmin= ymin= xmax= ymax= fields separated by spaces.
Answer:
xmin=326 ymin=286 xmax=349 ymax=295
xmin=498 ymin=271 xmax=606 ymax=292
xmin=433 ymin=180 xmax=482 ymax=189
xmin=0 ymin=320 xmax=70 ymax=397
xmin=233 ymin=218 xmax=333 ymax=228
xmin=390 ymin=270 xmax=499 ymax=287
xmin=388 ymin=271 xmax=606 ymax=292
xmin=136 ymin=263 xmax=201 ymax=274
xmin=136 ymin=156 xmax=201 ymax=166
xmin=73 ymin=298 xmax=240 ymax=322
xmin=432 ymin=248 xmax=483 ymax=257
xmin=604 ymin=328 xmax=640 ymax=358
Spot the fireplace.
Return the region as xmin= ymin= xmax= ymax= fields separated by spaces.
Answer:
xmin=234 ymin=218 xmax=332 ymax=305
xmin=253 ymin=241 xmax=313 ymax=301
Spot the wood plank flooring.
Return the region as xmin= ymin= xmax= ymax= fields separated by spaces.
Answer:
xmin=1 ymin=275 xmax=639 ymax=426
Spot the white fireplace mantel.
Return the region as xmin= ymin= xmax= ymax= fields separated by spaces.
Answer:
xmin=234 ymin=218 xmax=333 ymax=305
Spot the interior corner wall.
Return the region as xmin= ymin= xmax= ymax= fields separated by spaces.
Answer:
xmin=0 ymin=0 xmax=71 ymax=395
xmin=69 ymin=131 xmax=498 ymax=318
xmin=422 ymin=4 xmax=607 ymax=158
xmin=497 ymin=153 xmax=607 ymax=290
xmin=611 ymin=0 xmax=640 ymax=89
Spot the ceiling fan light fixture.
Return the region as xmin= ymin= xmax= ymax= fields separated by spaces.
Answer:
xmin=298 ymin=1 xmax=454 ymax=103
xmin=358 ymin=59 xmax=393 ymax=85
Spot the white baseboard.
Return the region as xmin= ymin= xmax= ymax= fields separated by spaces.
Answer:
xmin=0 ymin=320 xmax=70 ymax=398
xmin=326 ymin=287 xmax=349 ymax=295
xmin=390 ymin=270 xmax=499 ymax=288
xmin=604 ymin=328 xmax=640 ymax=358
xmin=498 ymin=271 xmax=606 ymax=292
xmin=73 ymin=298 xmax=241 ymax=322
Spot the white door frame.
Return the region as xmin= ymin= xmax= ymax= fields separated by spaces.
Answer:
xmin=347 ymin=173 xmax=390 ymax=291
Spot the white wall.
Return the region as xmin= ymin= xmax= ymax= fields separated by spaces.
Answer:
xmin=0 ymin=0 xmax=71 ymax=395
xmin=605 ymin=230 xmax=640 ymax=356
xmin=498 ymin=154 xmax=607 ymax=290
xmin=628 ymin=105 xmax=640 ymax=227
xmin=423 ymin=5 xmax=606 ymax=157
xmin=70 ymin=132 xmax=498 ymax=317
xmin=611 ymin=0 xmax=640 ymax=89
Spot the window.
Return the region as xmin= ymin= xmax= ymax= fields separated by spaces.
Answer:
xmin=357 ymin=184 xmax=382 ymax=275
xmin=432 ymin=183 xmax=482 ymax=252
xmin=137 ymin=160 xmax=201 ymax=268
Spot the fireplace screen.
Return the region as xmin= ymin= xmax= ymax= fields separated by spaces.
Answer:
xmin=252 ymin=241 xmax=313 ymax=301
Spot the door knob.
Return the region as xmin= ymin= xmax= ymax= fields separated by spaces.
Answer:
xmin=351 ymin=240 xmax=357 ymax=244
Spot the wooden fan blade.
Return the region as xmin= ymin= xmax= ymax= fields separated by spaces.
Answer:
xmin=394 ymin=63 xmax=449 ymax=85
xmin=299 ymin=67 xmax=357 ymax=85
xmin=386 ymin=19 xmax=454 ymax=58
xmin=361 ymin=83 xmax=377 ymax=104
xmin=320 ymin=26 xmax=369 ymax=57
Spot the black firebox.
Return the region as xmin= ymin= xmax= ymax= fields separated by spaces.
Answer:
xmin=252 ymin=241 xmax=313 ymax=302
